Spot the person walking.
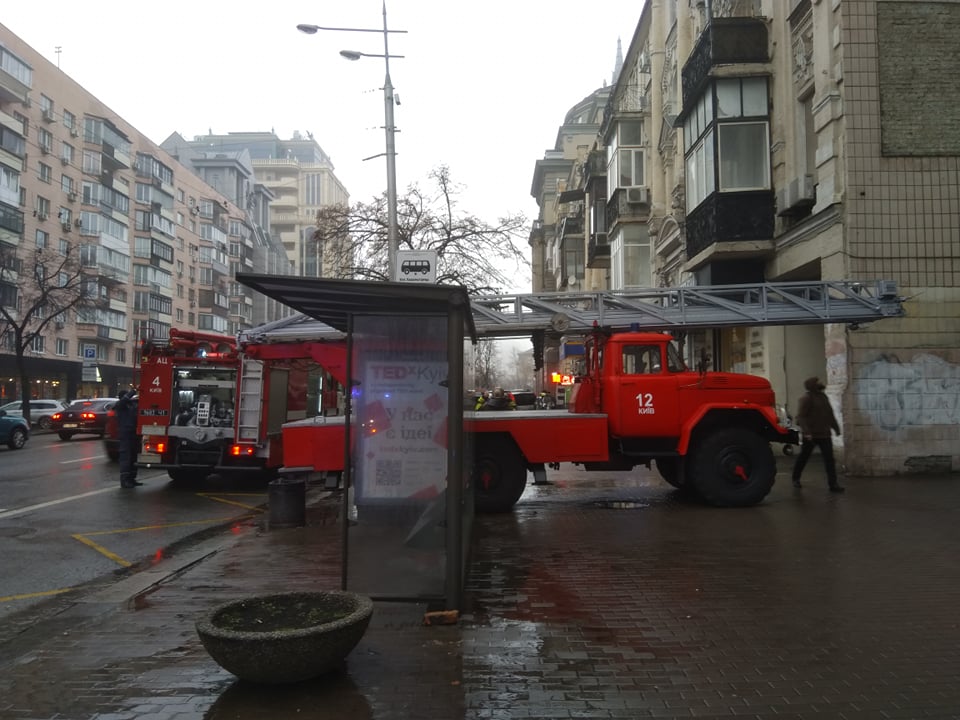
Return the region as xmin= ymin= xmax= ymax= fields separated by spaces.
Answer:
xmin=115 ymin=390 xmax=142 ymax=488
xmin=791 ymin=376 xmax=844 ymax=493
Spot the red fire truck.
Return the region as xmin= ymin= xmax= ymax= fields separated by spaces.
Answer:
xmin=234 ymin=279 xmax=905 ymax=513
xmin=135 ymin=328 xmax=347 ymax=483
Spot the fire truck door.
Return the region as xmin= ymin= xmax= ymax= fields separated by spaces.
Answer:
xmin=615 ymin=344 xmax=680 ymax=439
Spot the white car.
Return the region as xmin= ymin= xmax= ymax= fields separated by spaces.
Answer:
xmin=0 ymin=399 xmax=68 ymax=430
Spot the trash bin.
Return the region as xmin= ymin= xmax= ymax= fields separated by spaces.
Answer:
xmin=268 ymin=477 xmax=306 ymax=529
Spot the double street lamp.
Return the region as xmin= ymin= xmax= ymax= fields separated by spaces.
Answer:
xmin=297 ymin=2 xmax=407 ymax=281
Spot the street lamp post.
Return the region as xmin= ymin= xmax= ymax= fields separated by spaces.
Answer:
xmin=297 ymin=2 xmax=406 ymax=281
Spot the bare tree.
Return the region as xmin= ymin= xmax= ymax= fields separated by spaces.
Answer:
xmin=473 ymin=339 xmax=501 ymax=392
xmin=0 ymin=244 xmax=93 ymax=425
xmin=314 ymin=166 xmax=530 ymax=294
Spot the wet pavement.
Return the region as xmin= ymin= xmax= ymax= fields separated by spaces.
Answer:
xmin=3 ymin=456 xmax=960 ymax=719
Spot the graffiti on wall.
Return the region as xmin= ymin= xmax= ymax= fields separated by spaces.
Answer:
xmin=855 ymin=353 xmax=960 ymax=432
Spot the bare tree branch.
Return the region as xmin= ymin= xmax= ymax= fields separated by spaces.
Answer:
xmin=313 ymin=165 xmax=529 ymax=294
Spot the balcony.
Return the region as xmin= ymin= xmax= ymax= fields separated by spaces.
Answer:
xmin=684 ymin=190 xmax=776 ymax=269
xmin=681 ymin=17 xmax=769 ymax=108
xmin=0 ymin=51 xmax=31 ymax=105
xmin=605 ymin=186 xmax=652 ymax=230
xmin=587 ymin=232 xmax=610 ymax=269
xmin=76 ymin=323 xmax=127 ymax=342
xmin=558 ymin=215 xmax=583 ymax=240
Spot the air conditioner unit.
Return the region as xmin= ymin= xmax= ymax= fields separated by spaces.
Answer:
xmin=626 ymin=186 xmax=650 ymax=205
xmin=74 ymin=218 xmax=82 ymax=227
xmin=67 ymin=192 xmax=77 ymax=202
xmin=37 ymin=212 xmax=48 ymax=221
xmin=42 ymin=108 xmax=55 ymax=122
xmin=40 ymin=145 xmax=50 ymax=155
xmin=70 ymin=127 xmax=79 ymax=138
xmin=60 ymin=156 xmax=70 ymax=166
xmin=61 ymin=222 xmax=71 ymax=232
xmin=55 ymin=321 xmax=64 ymax=330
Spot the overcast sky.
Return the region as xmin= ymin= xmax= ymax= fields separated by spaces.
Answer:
xmin=5 ymin=1 xmax=642 ymax=286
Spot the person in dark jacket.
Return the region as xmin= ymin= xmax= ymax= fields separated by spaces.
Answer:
xmin=115 ymin=390 xmax=142 ymax=488
xmin=791 ymin=376 xmax=844 ymax=492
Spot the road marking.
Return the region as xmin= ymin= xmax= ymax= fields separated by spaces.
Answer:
xmin=73 ymin=514 xmax=259 ymax=567
xmin=0 ymin=487 xmax=117 ymax=520
xmin=197 ymin=492 xmax=265 ymax=511
xmin=0 ymin=587 xmax=75 ymax=605
xmin=60 ymin=455 xmax=108 ymax=464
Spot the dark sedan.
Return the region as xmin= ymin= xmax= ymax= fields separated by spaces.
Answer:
xmin=51 ymin=398 xmax=119 ymax=440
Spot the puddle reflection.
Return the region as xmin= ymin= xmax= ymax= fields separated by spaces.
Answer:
xmin=205 ymin=670 xmax=372 ymax=719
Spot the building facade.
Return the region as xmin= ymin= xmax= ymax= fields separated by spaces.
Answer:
xmin=532 ymin=0 xmax=960 ymax=474
xmin=0 ymin=24 xmax=295 ymax=403
xmin=162 ymin=131 xmax=350 ymax=279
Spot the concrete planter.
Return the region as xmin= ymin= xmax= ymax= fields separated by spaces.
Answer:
xmin=196 ymin=590 xmax=373 ymax=684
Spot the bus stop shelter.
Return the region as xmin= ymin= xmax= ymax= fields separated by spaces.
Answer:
xmin=236 ymin=274 xmax=476 ymax=610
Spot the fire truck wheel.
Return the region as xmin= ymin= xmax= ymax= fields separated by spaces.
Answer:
xmin=688 ymin=427 xmax=775 ymax=507
xmin=473 ymin=435 xmax=527 ymax=513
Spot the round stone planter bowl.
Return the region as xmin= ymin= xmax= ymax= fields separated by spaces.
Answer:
xmin=196 ymin=590 xmax=374 ymax=684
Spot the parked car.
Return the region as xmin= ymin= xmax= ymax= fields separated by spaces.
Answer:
xmin=0 ymin=409 xmax=30 ymax=450
xmin=0 ymin=399 xmax=68 ymax=430
xmin=510 ymin=390 xmax=538 ymax=411
xmin=50 ymin=398 xmax=119 ymax=440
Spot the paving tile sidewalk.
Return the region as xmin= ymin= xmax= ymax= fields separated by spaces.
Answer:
xmin=4 ymin=460 xmax=960 ymax=719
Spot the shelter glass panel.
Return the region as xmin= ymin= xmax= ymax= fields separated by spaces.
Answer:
xmin=346 ymin=314 xmax=450 ymax=600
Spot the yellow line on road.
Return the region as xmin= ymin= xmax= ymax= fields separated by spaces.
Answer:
xmin=196 ymin=492 xmax=266 ymax=511
xmin=0 ymin=587 xmax=74 ymax=604
xmin=72 ymin=514 xmax=257 ymax=567
xmin=72 ymin=533 xmax=132 ymax=567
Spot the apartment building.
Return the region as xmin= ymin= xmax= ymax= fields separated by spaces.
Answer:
xmin=162 ymin=131 xmax=350 ymax=279
xmin=533 ymin=0 xmax=960 ymax=474
xmin=0 ymin=24 xmax=294 ymax=403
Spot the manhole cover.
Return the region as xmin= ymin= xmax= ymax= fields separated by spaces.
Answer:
xmin=592 ymin=500 xmax=649 ymax=509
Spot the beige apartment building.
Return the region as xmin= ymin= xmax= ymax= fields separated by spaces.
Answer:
xmin=0 ymin=24 xmax=293 ymax=402
xmin=162 ymin=131 xmax=350 ymax=279
xmin=532 ymin=0 xmax=960 ymax=474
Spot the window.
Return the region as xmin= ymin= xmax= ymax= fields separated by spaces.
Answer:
xmin=35 ymin=196 xmax=50 ymax=219
xmin=116 ymin=348 xmax=126 ymax=364
xmin=0 ymin=164 xmax=19 ymax=206
xmin=61 ymin=143 xmax=74 ymax=165
xmin=611 ymin=223 xmax=651 ymax=290
xmin=718 ymin=123 xmax=769 ymax=191
xmin=607 ymin=119 xmax=646 ymax=194
xmin=683 ymin=77 xmax=770 ymax=212
xmin=59 ymin=207 xmax=72 ymax=226
xmin=32 ymin=335 xmax=45 ymax=354
xmin=82 ymin=150 xmax=102 ymax=175
xmin=61 ymin=174 xmax=74 ymax=194
xmin=63 ymin=110 xmax=76 ymax=131
xmin=38 ymin=128 xmax=53 ymax=153
xmin=59 ymin=238 xmax=69 ymax=254
xmin=56 ymin=338 xmax=68 ymax=356
xmin=38 ymin=162 xmax=52 ymax=183
xmin=176 ymin=308 xmax=184 ymax=322
xmin=622 ymin=345 xmax=662 ymax=374
xmin=40 ymin=93 xmax=54 ymax=122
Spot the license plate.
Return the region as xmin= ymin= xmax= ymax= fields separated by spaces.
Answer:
xmin=63 ymin=423 xmax=78 ymax=428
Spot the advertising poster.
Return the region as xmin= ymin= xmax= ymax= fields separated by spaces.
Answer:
xmin=354 ymin=358 xmax=448 ymax=503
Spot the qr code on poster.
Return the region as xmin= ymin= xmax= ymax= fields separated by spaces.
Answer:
xmin=375 ymin=459 xmax=402 ymax=486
